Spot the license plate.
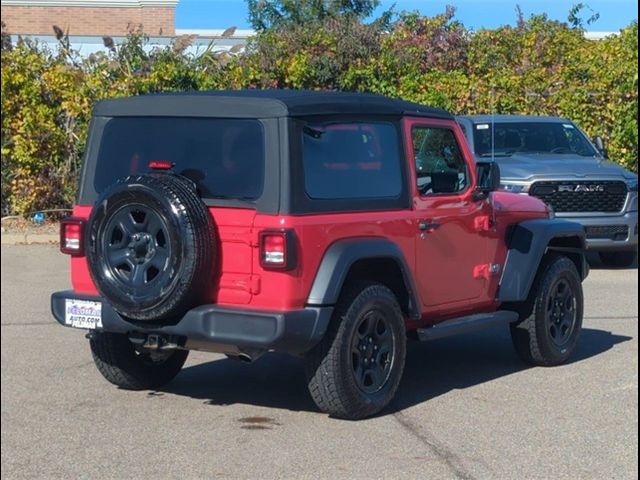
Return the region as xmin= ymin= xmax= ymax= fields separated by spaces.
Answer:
xmin=64 ymin=299 xmax=103 ymax=329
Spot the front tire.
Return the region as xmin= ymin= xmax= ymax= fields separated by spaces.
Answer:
xmin=304 ymin=282 xmax=406 ymax=420
xmin=598 ymin=251 xmax=637 ymax=268
xmin=510 ymin=255 xmax=583 ymax=366
xmin=90 ymin=332 xmax=188 ymax=390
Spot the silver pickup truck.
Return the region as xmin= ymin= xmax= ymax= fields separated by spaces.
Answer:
xmin=457 ymin=115 xmax=638 ymax=267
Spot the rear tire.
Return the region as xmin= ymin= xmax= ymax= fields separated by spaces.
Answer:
xmin=598 ymin=251 xmax=637 ymax=268
xmin=510 ymin=255 xmax=583 ymax=366
xmin=304 ymin=282 xmax=406 ymax=420
xmin=90 ymin=332 xmax=188 ymax=390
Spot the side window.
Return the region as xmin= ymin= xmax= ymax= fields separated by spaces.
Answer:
xmin=413 ymin=126 xmax=469 ymax=195
xmin=302 ymin=122 xmax=402 ymax=199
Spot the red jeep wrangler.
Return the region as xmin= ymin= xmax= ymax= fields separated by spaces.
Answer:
xmin=52 ymin=91 xmax=588 ymax=419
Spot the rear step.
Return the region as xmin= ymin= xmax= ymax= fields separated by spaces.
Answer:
xmin=417 ymin=311 xmax=519 ymax=342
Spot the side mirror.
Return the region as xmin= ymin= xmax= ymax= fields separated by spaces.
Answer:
xmin=475 ymin=161 xmax=501 ymax=198
xmin=593 ymin=135 xmax=608 ymax=158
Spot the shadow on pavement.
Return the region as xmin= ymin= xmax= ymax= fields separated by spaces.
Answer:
xmin=159 ymin=327 xmax=632 ymax=416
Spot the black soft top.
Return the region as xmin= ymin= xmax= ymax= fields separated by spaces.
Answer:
xmin=93 ymin=89 xmax=452 ymax=119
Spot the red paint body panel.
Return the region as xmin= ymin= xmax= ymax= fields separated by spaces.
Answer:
xmin=401 ymin=118 xmax=549 ymax=323
xmin=70 ymin=206 xmax=417 ymax=313
xmin=209 ymin=208 xmax=256 ymax=305
xmin=251 ymin=211 xmax=417 ymax=311
xmin=69 ymin=205 xmax=259 ymax=306
xmin=70 ymin=205 xmax=97 ymax=295
xmin=66 ymin=116 xmax=550 ymax=331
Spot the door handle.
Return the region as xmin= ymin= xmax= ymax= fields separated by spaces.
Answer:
xmin=419 ymin=221 xmax=441 ymax=232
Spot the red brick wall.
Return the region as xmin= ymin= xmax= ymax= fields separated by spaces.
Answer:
xmin=1 ymin=5 xmax=175 ymax=36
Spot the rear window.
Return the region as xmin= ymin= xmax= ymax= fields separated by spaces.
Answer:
xmin=302 ymin=122 xmax=402 ymax=199
xmin=93 ymin=117 xmax=265 ymax=200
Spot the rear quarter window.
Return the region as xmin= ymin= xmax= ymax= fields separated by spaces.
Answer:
xmin=302 ymin=122 xmax=403 ymax=200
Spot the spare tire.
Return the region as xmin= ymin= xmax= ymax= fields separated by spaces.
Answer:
xmin=86 ymin=174 xmax=215 ymax=322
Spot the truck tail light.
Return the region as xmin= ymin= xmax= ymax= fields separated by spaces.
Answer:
xmin=60 ymin=218 xmax=85 ymax=256
xmin=259 ymin=230 xmax=296 ymax=270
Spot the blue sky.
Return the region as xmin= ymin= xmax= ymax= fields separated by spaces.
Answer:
xmin=176 ymin=0 xmax=638 ymax=31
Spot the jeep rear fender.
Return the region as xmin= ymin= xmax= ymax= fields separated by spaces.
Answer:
xmin=307 ymin=238 xmax=421 ymax=320
xmin=498 ymin=219 xmax=588 ymax=303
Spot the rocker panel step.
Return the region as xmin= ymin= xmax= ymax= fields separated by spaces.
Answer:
xmin=417 ymin=311 xmax=519 ymax=342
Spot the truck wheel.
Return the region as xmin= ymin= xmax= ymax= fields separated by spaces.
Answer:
xmin=598 ymin=251 xmax=637 ymax=268
xmin=90 ymin=332 xmax=188 ymax=390
xmin=304 ymin=282 xmax=406 ymax=420
xmin=510 ymin=256 xmax=583 ymax=366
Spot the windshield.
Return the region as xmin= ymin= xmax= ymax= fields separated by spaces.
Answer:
xmin=472 ymin=121 xmax=598 ymax=157
xmin=93 ymin=117 xmax=265 ymax=200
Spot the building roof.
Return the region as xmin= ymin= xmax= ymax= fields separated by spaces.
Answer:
xmin=93 ymin=90 xmax=452 ymax=119
xmin=458 ymin=114 xmax=571 ymax=124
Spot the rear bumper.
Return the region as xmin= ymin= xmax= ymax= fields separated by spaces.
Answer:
xmin=559 ymin=211 xmax=638 ymax=252
xmin=51 ymin=290 xmax=332 ymax=356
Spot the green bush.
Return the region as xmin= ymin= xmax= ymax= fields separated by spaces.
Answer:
xmin=1 ymin=8 xmax=637 ymax=216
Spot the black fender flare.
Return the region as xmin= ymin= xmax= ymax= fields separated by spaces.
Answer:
xmin=306 ymin=238 xmax=421 ymax=319
xmin=498 ymin=219 xmax=588 ymax=303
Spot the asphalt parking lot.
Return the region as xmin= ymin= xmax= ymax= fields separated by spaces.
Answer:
xmin=1 ymin=244 xmax=637 ymax=479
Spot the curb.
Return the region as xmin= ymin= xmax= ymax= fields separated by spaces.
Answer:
xmin=1 ymin=233 xmax=59 ymax=245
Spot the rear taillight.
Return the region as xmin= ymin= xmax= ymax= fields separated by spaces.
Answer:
xmin=259 ymin=230 xmax=296 ymax=270
xmin=60 ymin=218 xmax=85 ymax=256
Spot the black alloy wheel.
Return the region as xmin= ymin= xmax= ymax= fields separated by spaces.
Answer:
xmin=102 ymin=204 xmax=171 ymax=289
xmin=351 ymin=310 xmax=396 ymax=394
xmin=545 ymin=278 xmax=578 ymax=348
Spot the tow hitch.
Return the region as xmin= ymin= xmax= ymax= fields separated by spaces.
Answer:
xmin=127 ymin=333 xmax=183 ymax=350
